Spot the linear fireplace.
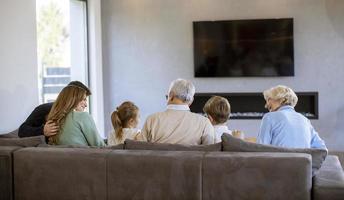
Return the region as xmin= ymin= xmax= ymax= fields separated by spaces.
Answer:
xmin=190 ymin=92 xmax=318 ymax=119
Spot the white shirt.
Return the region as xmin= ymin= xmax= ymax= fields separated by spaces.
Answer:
xmin=108 ymin=128 xmax=141 ymax=145
xmin=166 ymin=104 xmax=190 ymax=111
xmin=214 ymin=124 xmax=232 ymax=143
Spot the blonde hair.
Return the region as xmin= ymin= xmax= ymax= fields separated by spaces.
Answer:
xmin=47 ymin=85 xmax=87 ymax=144
xmin=263 ymin=85 xmax=298 ymax=107
xmin=111 ymin=101 xmax=139 ymax=141
xmin=203 ymin=96 xmax=231 ymax=124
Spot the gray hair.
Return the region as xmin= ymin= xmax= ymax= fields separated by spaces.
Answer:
xmin=168 ymin=79 xmax=195 ymax=104
xmin=263 ymin=85 xmax=298 ymax=107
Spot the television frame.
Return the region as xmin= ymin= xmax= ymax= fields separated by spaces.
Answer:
xmin=193 ymin=18 xmax=294 ymax=77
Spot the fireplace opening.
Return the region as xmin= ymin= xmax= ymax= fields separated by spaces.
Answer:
xmin=190 ymin=92 xmax=318 ymax=119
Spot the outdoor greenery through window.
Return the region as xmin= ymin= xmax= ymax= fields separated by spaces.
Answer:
xmin=36 ymin=0 xmax=88 ymax=103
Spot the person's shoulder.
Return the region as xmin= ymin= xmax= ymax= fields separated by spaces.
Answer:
xmin=264 ymin=109 xmax=294 ymax=121
xmin=277 ymin=107 xmax=302 ymax=119
xmin=39 ymin=102 xmax=53 ymax=108
xmin=125 ymin=128 xmax=141 ymax=135
xmin=70 ymin=112 xmax=96 ymax=127
xmin=72 ymin=111 xmax=92 ymax=120
xmin=188 ymin=112 xmax=209 ymax=122
xmin=295 ymin=111 xmax=310 ymax=123
xmin=34 ymin=102 xmax=53 ymax=111
xmin=262 ymin=111 xmax=275 ymax=120
xmin=146 ymin=111 xmax=166 ymax=120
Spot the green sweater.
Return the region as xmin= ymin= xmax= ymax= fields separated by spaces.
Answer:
xmin=58 ymin=111 xmax=105 ymax=147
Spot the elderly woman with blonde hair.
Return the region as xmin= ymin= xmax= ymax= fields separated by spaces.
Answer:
xmin=257 ymin=85 xmax=326 ymax=149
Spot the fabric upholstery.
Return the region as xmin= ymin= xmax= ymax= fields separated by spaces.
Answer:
xmin=0 ymin=146 xmax=21 ymax=200
xmin=14 ymin=147 xmax=112 ymax=200
xmin=329 ymin=151 xmax=344 ymax=168
xmin=202 ymin=152 xmax=312 ymax=200
xmin=0 ymin=135 xmax=45 ymax=147
xmin=37 ymin=143 xmax=90 ymax=148
xmin=222 ymin=133 xmax=327 ymax=174
xmin=102 ymin=144 xmax=124 ymax=149
xmin=313 ymin=155 xmax=344 ymax=200
xmin=106 ymin=150 xmax=203 ymax=200
xmin=124 ymin=139 xmax=221 ymax=151
xmin=36 ymin=143 xmax=124 ymax=149
xmin=10 ymin=144 xmax=343 ymax=200
xmin=0 ymin=129 xmax=19 ymax=138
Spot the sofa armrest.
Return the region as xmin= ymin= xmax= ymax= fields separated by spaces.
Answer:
xmin=0 ymin=146 xmax=22 ymax=200
xmin=313 ymin=155 xmax=344 ymax=200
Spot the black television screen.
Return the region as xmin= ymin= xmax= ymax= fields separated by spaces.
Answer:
xmin=193 ymin=18 xmax=294 ymax=77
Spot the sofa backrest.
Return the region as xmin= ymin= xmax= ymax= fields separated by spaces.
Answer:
xmin=13 ymin=147 xmax=111 ymax=200
xmin=13 ymin=147 xmax=312 ymax=200
xmin=312 ymin=155 xmax=344 ymax=200
xmin=107 ymin=150 xmax=204 ymax=200
xmin=203 ymin=152 xmax=312 ymax=200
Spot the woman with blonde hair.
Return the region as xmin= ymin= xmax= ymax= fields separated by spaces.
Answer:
xmin=257 ymin=85 xmax=326 ymax=149
xmin=47 ymin=85 xmax=105 ymax=146
xmin=108 ymin=101 xmax=141 ymax=145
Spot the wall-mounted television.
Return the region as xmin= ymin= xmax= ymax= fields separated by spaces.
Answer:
xmin=193 ymin=18 xmax=294 ymax=77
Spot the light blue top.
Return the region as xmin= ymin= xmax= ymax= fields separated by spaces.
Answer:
xmin=257 ymin=105 xmax=327 ymax=149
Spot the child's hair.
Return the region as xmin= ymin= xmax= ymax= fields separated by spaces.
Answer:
xmin=203 ymin=96 xmax=231 ymax=124
xmin=111 ymin=101 xmax=139 ymax=141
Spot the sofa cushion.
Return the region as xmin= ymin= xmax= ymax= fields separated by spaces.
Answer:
xmin=222 ymin=133 xmax=327 ymax=174
xmin=0 ymin=135 xmax=45 ymax=147
xmin=312 ymin=155 xmax=344 ymax=200
xmin=124 ymin=139 xmax=222 ymax=151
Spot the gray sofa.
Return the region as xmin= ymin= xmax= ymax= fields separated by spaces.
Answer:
xmin=0 ymin=135 xmax=344 ymax=200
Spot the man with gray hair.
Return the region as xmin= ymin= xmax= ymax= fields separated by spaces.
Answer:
xmin=141 ymin=78 xmax=215 ymax=145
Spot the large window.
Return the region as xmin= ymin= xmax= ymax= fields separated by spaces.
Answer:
xmin=36 ymin=0 xmax=88 ymax=103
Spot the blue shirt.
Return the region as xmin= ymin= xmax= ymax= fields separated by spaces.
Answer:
xmin=257 ymin=105 xmax=327 ymax=149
